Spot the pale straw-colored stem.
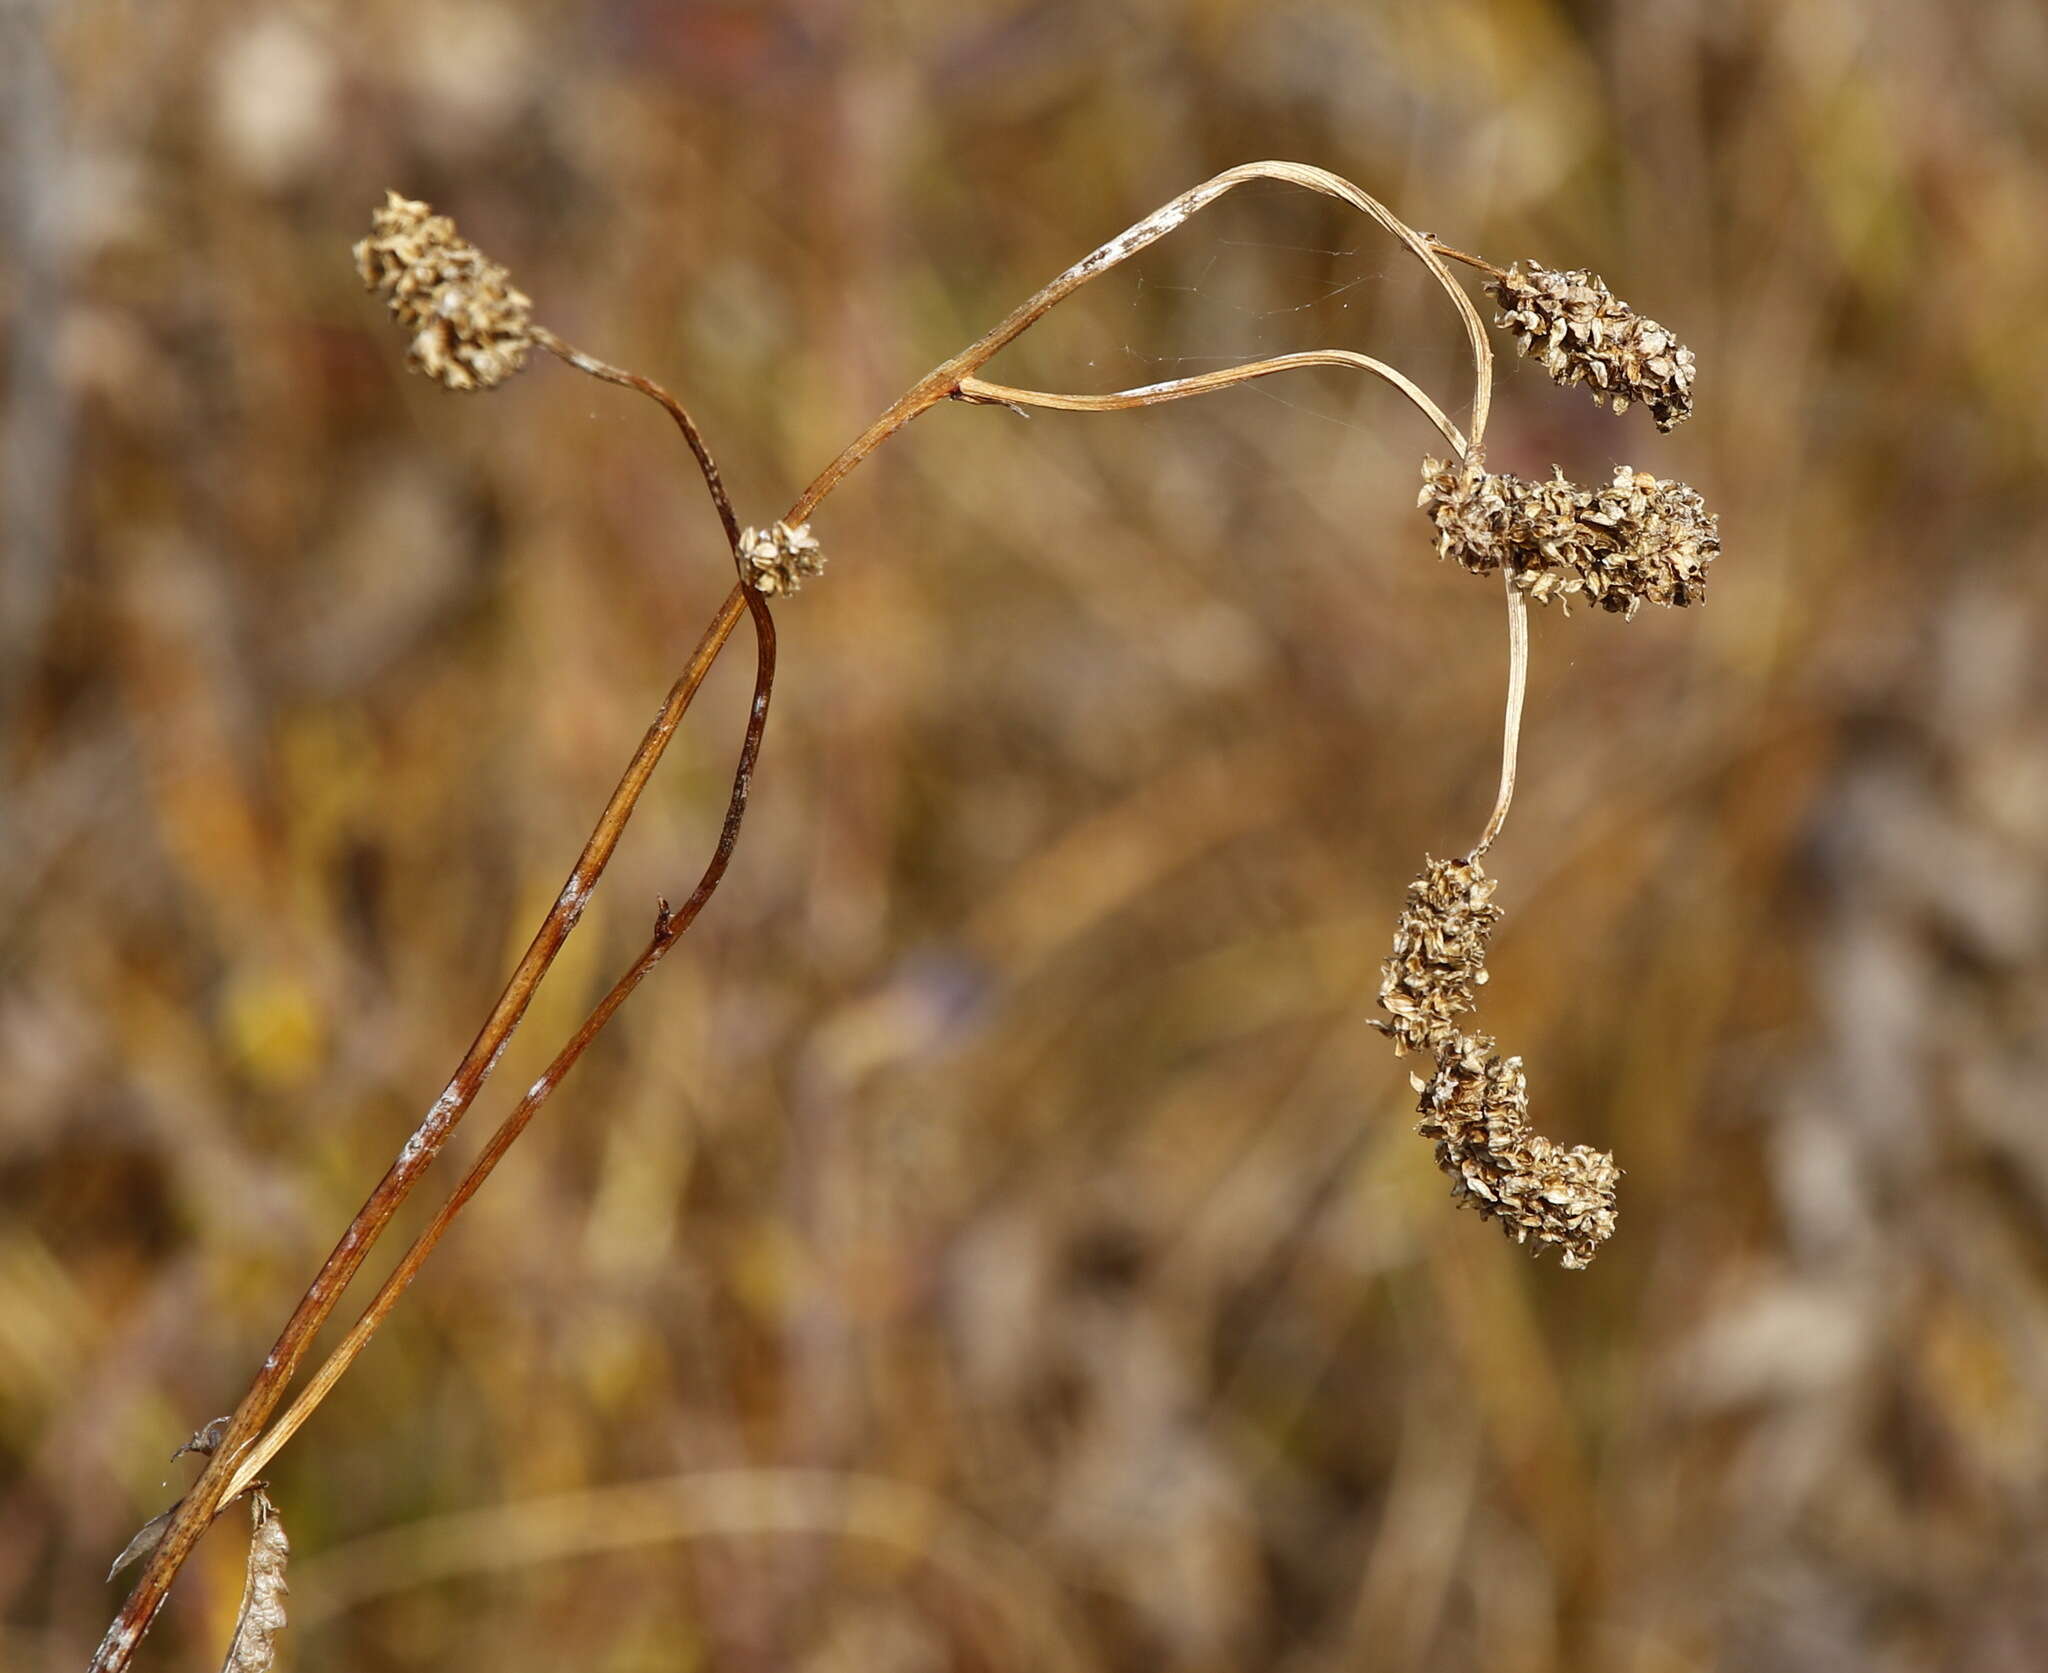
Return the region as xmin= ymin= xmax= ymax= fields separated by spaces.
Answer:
xmin=958 ymin=349 xmax=1468 ymax=454
xmin=1471 ymin=576 xmax=1528 ymax=859
xmin=787 ymin=159 xmax=1494 ymax=522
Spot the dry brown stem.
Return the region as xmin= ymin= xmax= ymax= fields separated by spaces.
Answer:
xmin=91 ymin=352 xmax=756 ymax=1672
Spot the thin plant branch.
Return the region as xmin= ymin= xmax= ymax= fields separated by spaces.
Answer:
xmin=788 ymin=159 xmax=1493 ymax=524
xmin=533 ymin=327 xmax=741 ymax=551
xmin=957 ymin=349 xmax=1468 ymax=453
xmin=90 ymin=349 xmax=750 ymax=1673
xmin=220 ymin=590 xmax=776 ymax=1507
xmin=1472 ymin=577 xmax=1529 ymax=859
xmin=1426 ymin=238 xmax=1507 ymax=281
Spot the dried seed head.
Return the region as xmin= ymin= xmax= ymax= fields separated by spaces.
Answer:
xmin=739 ymin=521 xmax=826 ymax=596
xmin=1373 ymin=856 xmax=1502 ymax=1057
xmin=354 ymin=191 xmax=534 ymax=392
xmin=1415 ymin=1033 xmax=1619 ymax=1269
xmin=1419 ymin=454 xmax=1718 ymax=616
xmin=1485 ymin=260 xmax=1696 ymax=432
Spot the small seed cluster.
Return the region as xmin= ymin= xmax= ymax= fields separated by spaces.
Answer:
xmin=739 ymin=521 xmax=826 ymax=595
xmin=1485 ymin=260 xmax=1695 ymax=432
xmin=354 ymin=191 xmax=534 ymax=392
xmin=1415 ymin=1036 xmax=1619 ymax=1270
xmin=1374 ymin=857 xmax=1502 ymax=1058
xmin=1419 ymin=455 xmax=1718 ymax=615
xmin=1373 ymin=858 xmax=1618 ymax=1270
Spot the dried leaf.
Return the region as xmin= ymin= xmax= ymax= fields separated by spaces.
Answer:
xmin=107 ymin=1502 xmax=179 ymax=1583
xmin=218 ymin=1489 xmax=289 ymax=1673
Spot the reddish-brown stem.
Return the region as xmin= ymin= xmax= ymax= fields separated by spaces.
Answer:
xmin=534 ymin=328 xmax=741 ymax=552
xmin=91 ymin=379 xmax=749 ymax=1673
xmin=219 ymin=588 xmax=775 ymax=1506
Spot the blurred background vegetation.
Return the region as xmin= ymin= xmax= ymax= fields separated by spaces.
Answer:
xmin=4 ymin=0 xmax=2045 ymax=1668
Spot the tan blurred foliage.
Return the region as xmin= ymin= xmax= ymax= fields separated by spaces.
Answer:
xmin=3 ymin=0 xmax=2046 ymax=1668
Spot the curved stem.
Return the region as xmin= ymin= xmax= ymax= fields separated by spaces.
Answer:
xmin=958 ymin=349 xmax=1467 ymax=454
xmin=535 ymin=327 xmax=741 ymax=553
xmin=1471 ymin=576 xmax=1528 ymax=860
xmin=785 ymin=158 xmax=1493 ymax=524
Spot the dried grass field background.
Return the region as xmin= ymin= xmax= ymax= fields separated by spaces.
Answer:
xmin=4 ymin=1 xmax=2046 ymax=1669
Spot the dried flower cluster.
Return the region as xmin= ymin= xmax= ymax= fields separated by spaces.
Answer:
xmin=1419 ymin=454 xmax=1718 ymax=616
xmin=353 ymin=191 xmax=534 ymax=392
xmin=1373 ymin=856 xmax=1501 ymax=1057
xmin=739 ymin=521 xmax=826 ymax=595
xmin=1414 ymin=1035 xmax=1619 ymax=1270
xmin=1485 ymin=260 xmax=1695 ymax=432
xmin=1373 ymin=858 xmax=1618 ymax=1267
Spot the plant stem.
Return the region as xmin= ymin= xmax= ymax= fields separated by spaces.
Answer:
xmin=218 ymin=589 xmax=775 ymax=1507
xmin=534 ymin=329 xmax=741 ymax=550
xmin=957 ymin=350 xmax=1468 ymax=453
xmin=91 ymin=365 xmax=748 ymax=1673
xmin=787 ymin=159 xmax=1493 ymax=521
xmin=1471 ymin=579 xmax=1529 ymax=859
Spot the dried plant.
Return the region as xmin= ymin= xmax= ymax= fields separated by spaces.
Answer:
xmin=90 ymin=162 xmax=1718 ymax=1669
xmin=1414 ymin=1036 xmax=1621 ymax=1270
xmin=1419 ymin=453 xmax=1718 ymax=614
xmin=1372 ymin=855 xmax=1503 ymax=1059
xmin=216 ymin=1492 xmax=288 ymax=1673
xmin=1482 ymin=258 xmax=1697 ymax=431
xmin=353 ymin=191 xmax=534 ymax=392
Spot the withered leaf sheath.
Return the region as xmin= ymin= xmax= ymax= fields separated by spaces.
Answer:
xmin=353 ymin=191 xmax=534 ymax=392
xmin=1372 ymin=856 xmax=1503 ymax=1058
xmin=218 ymin=1490 xmax=289 ymax=1673
xmin=1484 ymin=260 xmax=1696 ymax=432
xmin=1415 ymin=1034 xmax=1619 ymax=1270
xmin=1419 ymin=454 xmax=1718 ymax=616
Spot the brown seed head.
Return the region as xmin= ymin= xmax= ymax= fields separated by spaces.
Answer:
xmin=1485 ymin=260 xmax=1695 ymax=432
xmin=354 ymin=191 xmax=534 ymax=392
xmin=1373 ymin=856 xmax=1502 ymax=1057
xmin=1414 ymin=1033 xmax=1619 ymax=1269
xmin=739 ymin=521 xmax=826 ymax=596
xmin=1419 ymin=454 xmax=1718 ymax=616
